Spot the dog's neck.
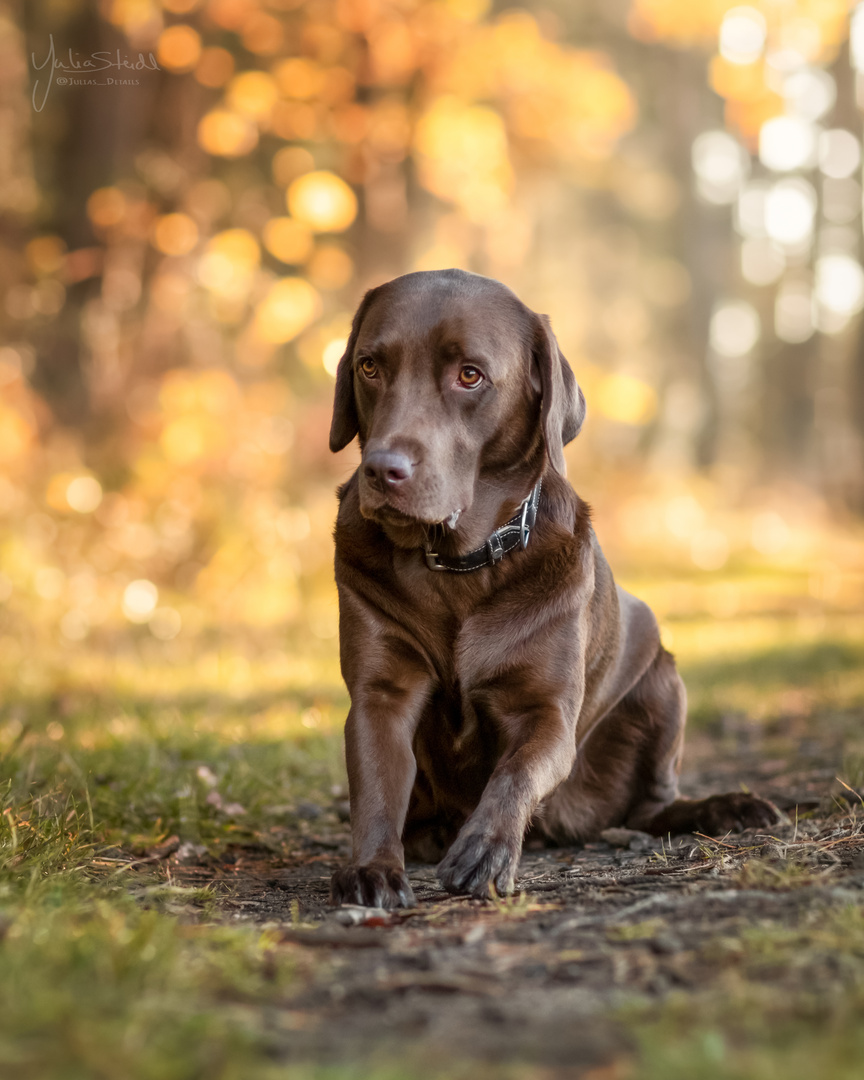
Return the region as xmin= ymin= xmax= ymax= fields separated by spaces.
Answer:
xmin=368 ymin=450 xmax=548 ymax=562
xmin=434 ymin=463 xmax=546 ymax=560
xmin=423 ymin=479 xmax=542 ymax=572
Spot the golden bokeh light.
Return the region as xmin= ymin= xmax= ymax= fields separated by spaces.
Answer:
xmin=155 ymin=421 xmax=200 ymax=473
xmin=262 ymin=217 xmax=314 ymax=264
xmin=445 ymin=0 xmax=491 ymax=19
xmin=184 ymin=178 xmax=232 ymax=222
xmin=306 ymin=244 xmax=354 ymax=290
xmin=709 ymin=56 xmax=765 ymax=103
xmin=197 ymin=109 xmax=258 ymax=156
xmin=367 ymin=15 xmax=417 ymax=85
xmin=241 ymin=12 xmax=284 ymax=54
xmin=45 ymin=472 xmax=76 ymax=512
xmin=319 ymin=66 xmax=355 ymax=104
xmin=26 ymin=236 xmax=67 ymax=275
xmin=160 ymin=369 xmax=239 ymax=416
xmin=330 ymin=103 xmax=369 ymax=143
xmin=273 ymin=57 xmax=324 ymax=99
xmin=725 ymin=90 xmax=783 ymax=145
xmin=8 ymin=0 xmax=864 ymax=708
xmin=595 ymin=373 xmax=658 ymax=425
xmin=122 ymin=579 xmax=158 ymax=622
xmin=271 ymin=146 xmax=315 ymax=186
xmin=194 ymin=46 xmax=235 ymax=87
xmin=628 ymin=0 xmax=729 ymax=46
xmin=86 ymin=187 xmax=127 ymax=229
xmin=226 ymin=71 xmax=279 ymax=120
xmin=195 ymin=370 xmax=241 ymax=415
xmin=367 ymin=100 xmax=411 ymax=157
xmin=197 ymin=229 xmax=260 ymax=298
xmin=415 ymin=98 xmax=512 ymax=222
xmin=158 ymin=369 xmax=241 ymax=464
xmin=151 ymin=213 xmax=200 ymax=257
xmin=104 ymin=0 xmax=160 ymax=32
xmin=286 ymin=171 xmax=358 ymax=232
xmin=630 ymin=0 xmax=851 ymax=69
xmin=207 ymin=0 xmax=252 ymax=30
xmin=322 ymin=336 xmax=347 ymax=376
xmin=161 ymin=0 xmax=200 ymax=11
xmin=157 ymin=25 xmax=202 ymax=72
xmin=66 ymin=476 xmax=104 ymax=514
xmin=270 ymin=101 xmax=318 ymax=140
xmin=0 ymin=403 xmax=34 ymax=460
xmin=150 ymin=273 xmax=191 ymax=314
xmin=253 ymin=277 xmax=321 ymax=343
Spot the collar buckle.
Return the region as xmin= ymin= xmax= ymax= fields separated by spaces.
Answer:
xmin=519 ymin=486 xmax=538 ymax=550
xmin=424 ymin=547 xmax=447 ymax=571
xmin=422 ymin=479 xmax=542 ymax=573
xmin=485 ymin=532 xmax=505 ymax=564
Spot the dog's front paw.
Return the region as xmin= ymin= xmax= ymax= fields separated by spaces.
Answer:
xmin=329 ymin=864 xmax=416 ymax=909
xmin=437 ymin=830 xmax=521 ymax=899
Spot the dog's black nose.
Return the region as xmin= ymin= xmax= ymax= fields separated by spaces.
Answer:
xmin=363 ymin=450 xmax=414 ymax=489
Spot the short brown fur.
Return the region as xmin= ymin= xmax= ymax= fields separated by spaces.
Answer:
xmin=329 ymin=269 xmax=778 ymax=907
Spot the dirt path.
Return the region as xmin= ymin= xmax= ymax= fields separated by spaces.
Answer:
xmin=126 ymin=722 xmax=864 ymax=1074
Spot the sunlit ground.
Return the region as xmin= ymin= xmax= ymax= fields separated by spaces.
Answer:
xmin=2 ymin=493 xmax=864 ymax=1079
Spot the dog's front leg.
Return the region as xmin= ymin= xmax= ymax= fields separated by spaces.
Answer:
xmin=437 ymin=703 xmax=577 ymax=899
xmin=329 ymin=654 xmax=431 ymax=909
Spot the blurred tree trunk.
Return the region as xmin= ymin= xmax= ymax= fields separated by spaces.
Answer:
xmin=0 ymin=2 xmax=39 ymax=356
xmin=659 ymin=47 xmax=728 ymax=472
xmin=812 ymin=42 xmax=864 ymax=511
xmin=21 ymin=1 xmax=161 ymax=431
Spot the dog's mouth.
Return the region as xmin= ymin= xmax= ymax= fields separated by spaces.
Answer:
xmin=358 ymin=473 xmax=466 ymax=548
xmin=442 ymin=507 xmax=462 ymax=529
xmin=372 ymin=503 xmax=462 ymax=531
xmin=363 ymin=501 xmax=465 ymax=552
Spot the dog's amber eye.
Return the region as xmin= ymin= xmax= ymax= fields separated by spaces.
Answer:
xmin=359 ymin=358 xmax=378 ymax=378
xmin=457 ymin=366 xmax=483 ymax=389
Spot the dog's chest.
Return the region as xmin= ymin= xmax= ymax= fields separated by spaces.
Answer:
xmin=395 ymin=575 xmax=491 ymax=689
xmin=413 ymin=678 xmax=500 ymax=805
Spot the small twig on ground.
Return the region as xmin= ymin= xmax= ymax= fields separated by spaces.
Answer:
xmin=693 ymin=833 xmax=743 ymax=850
xmin=835 ymin=776 xmax=864 ymax=807
xmin=108 ymin=836 xmax=181 ymax=874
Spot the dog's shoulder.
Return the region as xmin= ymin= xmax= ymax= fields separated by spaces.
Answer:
xmin=333 ymin=470 xmax=390 ymax=574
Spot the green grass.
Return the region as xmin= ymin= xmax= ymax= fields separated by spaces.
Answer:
xmin=634 ymin=1009 xmax=864 ymax=1080
xmin=0 ymin=787 xmax=289 ymax=1080
xmin=2 ymin=723 xmax=345 ymax=853
xmin=626 ymin=905 xmax=864 ymax=1080
xmin=0 ymin=653 xmax=349 ymax=1080
xmin=1 ymin=553 xmax=863 ymax=1079
xmin=677 ymin=627 xmax=864 ymax=726
xmin=0 ymin=895 xmax=293 ymax=1080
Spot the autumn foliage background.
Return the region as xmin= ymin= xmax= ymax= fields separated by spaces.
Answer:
xmin=1 ymin=0 xmax=864 ymax=704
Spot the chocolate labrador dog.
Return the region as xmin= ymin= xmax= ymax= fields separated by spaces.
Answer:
xmin=328 ymin=268 xmax=777 ymax=908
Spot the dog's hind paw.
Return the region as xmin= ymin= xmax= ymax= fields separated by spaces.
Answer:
xmin=329 ymin=864 xmax=416 ymax=909
xmin=644 ymin=792 xmax=781 ymax=838
xmin=437 ymin=831 xmax=520 ymax=900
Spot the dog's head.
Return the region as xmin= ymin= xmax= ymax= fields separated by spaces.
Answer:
xmin=330 ymin=269 xmax=585 ymax=547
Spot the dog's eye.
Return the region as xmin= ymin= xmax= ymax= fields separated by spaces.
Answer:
xmin=457 ymin=366 xmax=484 ymax=389
xmin=359 ymin=358 xmax=378 ymax=379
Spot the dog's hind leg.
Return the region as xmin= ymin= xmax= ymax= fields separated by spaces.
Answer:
xmin=538 ymin=647 xmax=778 ymax=841
xmin=621 ymin=648 xmax=779 ymax=837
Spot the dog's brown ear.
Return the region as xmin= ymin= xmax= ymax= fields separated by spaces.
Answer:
xmin=533 ymin=313 xmax=585 ymax=475
xmin=329 ymin=288 xmax=379 ymax=452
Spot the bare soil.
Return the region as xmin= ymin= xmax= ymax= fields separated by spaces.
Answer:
xmin=113 ymin=719 xmax=864 ymax=1076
